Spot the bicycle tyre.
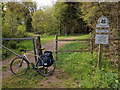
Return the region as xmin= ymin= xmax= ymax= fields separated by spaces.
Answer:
xmin=37 ymin=61 xmax=56 ymax=76
xmin=10 ymin=57 xmax=29 ymax=75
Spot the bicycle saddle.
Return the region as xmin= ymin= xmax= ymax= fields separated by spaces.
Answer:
xmin=20 ymin=49 xmax=26 ymax=52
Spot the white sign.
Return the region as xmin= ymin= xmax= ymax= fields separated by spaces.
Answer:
xmin=96 ymin=24 xmax=109 ymax=28
xmin=98 ymin=16 xmax=109 ymax=25
xmin=96 ymin=29 xmax=110 ymax=33
xmin=96 ymin=16 xmax=109 ymax=28
xmin=95 ymin=34 xmax=109 ymax=44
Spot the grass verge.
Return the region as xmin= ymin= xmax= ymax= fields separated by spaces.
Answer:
xmin=56 ymin=35 xmax=119 ymax=88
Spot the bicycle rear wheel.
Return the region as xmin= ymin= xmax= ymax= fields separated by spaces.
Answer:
xmin=37 ymin=61 xmax=56 ymax=76
xmin=10 ymin=57 xmax=29 ymax=75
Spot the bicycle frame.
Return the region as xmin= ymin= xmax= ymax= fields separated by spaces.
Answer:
xmin=23 ymin=53 xmax=32 ymax=64
xmin=22 ymin=53 xmax=43 ymax=69
xmin=2 ymin=45 xmax=42 ymax=68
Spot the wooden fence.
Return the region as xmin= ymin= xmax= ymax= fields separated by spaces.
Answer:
xmin=54 ymin=35 xmax=120 ymax=63
xmin=55 ymin=35 xmax=94 ymax=60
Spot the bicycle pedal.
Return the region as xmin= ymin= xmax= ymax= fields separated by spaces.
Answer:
xmin=34 ymin=67 xmax=38 ymax=70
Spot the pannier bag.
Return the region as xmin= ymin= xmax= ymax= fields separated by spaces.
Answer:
xmin=41 ymin=51 xmax=54 ymax=67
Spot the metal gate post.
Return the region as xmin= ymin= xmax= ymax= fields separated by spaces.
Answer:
xmin=32 ymin=38 xmax=37 ymax=62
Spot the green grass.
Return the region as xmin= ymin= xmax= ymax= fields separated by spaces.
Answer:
xmin=3 ymin=69 xmax=44 ymax=88
xmin=16 ymin=35 xmax=55 ymax=51
xmin=56 ymin=34 xmax=119 ymax=88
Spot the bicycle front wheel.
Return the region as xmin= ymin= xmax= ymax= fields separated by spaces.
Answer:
xmin=10 ymin=57 xmax=29 ymax=75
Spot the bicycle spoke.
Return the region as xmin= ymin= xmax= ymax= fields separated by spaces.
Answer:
xmin=10 ymin=57 xmax=29 ymax=75
xmin=37 ymin=62 xmax=56 ymax=76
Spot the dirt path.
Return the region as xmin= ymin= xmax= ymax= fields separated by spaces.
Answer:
xmin=36 ymin=37 xmax=80 ymax=88
xmin=42 ymin=37 xmax=79 ymax=51
xmin=2 ymin=37 xmax=79 ymax=79
xmin=36 ymin=69 xmax=80 ymax=88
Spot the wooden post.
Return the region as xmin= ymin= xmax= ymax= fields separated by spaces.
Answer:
xmin=98 ymin=44 xmax=103 ymax=68
xmin=55 ymin=35 xmax=58 ymax=60
xmin=90 ymin=38 xmax=94 ymax=58
xmin=36 ymin=35 xmax=42 ymax=56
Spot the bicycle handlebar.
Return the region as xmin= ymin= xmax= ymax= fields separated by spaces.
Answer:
xmin=20 ymin=48 xmax=45 ymax=53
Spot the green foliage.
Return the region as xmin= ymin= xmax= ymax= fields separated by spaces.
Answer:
xmin=2 ymin=1 xmax=38 ymax=59
xmin=32 ymin=2 xmax=90 ymax=36
xmin=80 ymin=2 xmax=99 ymax=29
xmin=80 ymin=2 xmax=119 ymax=38
xmin=52 ymin=2 xmax=68 ymax=35
xmin=25 ymin=32 xmax=36 ymax=37
xmin=17 ymin=25 xmax=26 ymax=37
xmin=32 ymin=10 xmax=45 ymax=34
xmin=2 ymin=49 xmax=12 ymax=59
xmin=2 ymin=1 xmax=37 ymax=38
xmin=53 ymin=2 xmax=89 ymax=35
xmin=32 ymin=5 xmax=62 ymax=35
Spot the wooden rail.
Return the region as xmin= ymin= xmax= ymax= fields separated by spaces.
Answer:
xmin=57 ymin=38 xmax=120 ymax=41
xmin=57 ymin=39 xmax=92 ymax=41
xmin=56 ymin=50 xmax=92 ymax=52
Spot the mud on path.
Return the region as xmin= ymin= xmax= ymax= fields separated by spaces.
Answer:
xmin=2 ymin=37 xmax=79 ymax=82
xmin=36 ymin=69 xmax=80 ymax=88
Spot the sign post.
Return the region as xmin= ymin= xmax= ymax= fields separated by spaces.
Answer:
xmin=98 ymin=44 xmax=103 ymax=68
xmin=95 ymin=16 xmax=110 ymax=68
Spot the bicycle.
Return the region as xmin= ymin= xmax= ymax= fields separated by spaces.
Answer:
xmin=2 ymin=45 xmax=56 ymax=76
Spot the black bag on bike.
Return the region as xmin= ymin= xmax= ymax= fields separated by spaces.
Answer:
xmin=41 ymin=51 xmax=54 ymax=67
